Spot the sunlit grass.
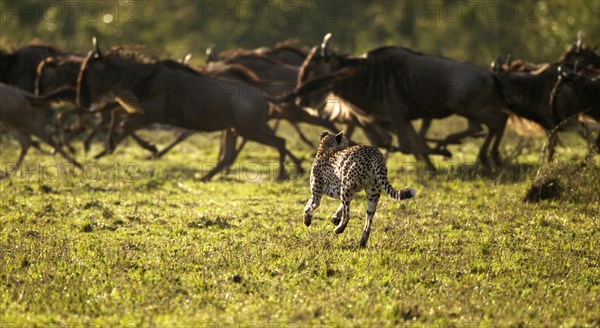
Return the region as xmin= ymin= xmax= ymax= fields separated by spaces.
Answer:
xmin=1 ymin=119 xmax=599 ymax=326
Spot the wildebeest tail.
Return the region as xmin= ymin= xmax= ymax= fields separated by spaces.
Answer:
xmin=376 ymin=165 xmax=416 ymax=201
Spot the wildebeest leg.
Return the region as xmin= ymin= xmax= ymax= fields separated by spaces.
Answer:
xmin=94 ymin=114 xmax=149 ymax=159
xmin=361 ymin=122 xmax=394 ymax=150
xmin=360 ymin=189 xmax=380 ymax=248
xmin=31 ymin=126 xmax=82 ymax=168
xmin=153 ymin=130 xmax=195 ymax=158
xmin=201 ymin=129 xmax=239 ymax=182
xmin=490 ymin=116 xmax=508 ymax=166
xmin=56 ymin=108 xmax=81 ymax=153
xmin=271 ymin=119 xmax=282 ymax=133
xmin=83 ymin=112 xmax=110 ymax=154
xmin=463 ymin=108 xmax=507 ymax=167
xmin=545 ymin=130 xmax=559 ymax=163
xmin=441 ymin=120 xmax=485 ymax=145
xmin=217 ymin=129 xmax=239 ymax=174
xmin=272 ymin=103 xmax=337 ymax=148
xmin=101 ymin=107 xmax=127 ymax=156
xmin=419 ymin=119 xmax=432 ymax=138
xmin=97 ymin=107 xmax=148 ymax=158
xmin=239 ymin=127 xmax=294 ymax=181
xmin=291 ymin=122 xmax=315 ymax=148
xmin=389 ymin=115 xmax=439 ymax=171
xmin=130 ymin=133 xmax=158 ymax=155
xmin=83 ymin=105 xmax=118 ymax=153
xmin=4 ymin=126 xmax=31 ymax=170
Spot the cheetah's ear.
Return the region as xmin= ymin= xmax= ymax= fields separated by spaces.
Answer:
xmin=335 ymin=131 xmax=344 ymax=144
xmin=320 ymin=131 xmax=330 ymax=140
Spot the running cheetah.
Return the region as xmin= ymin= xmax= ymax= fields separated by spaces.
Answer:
xmin=303 ymin=131 xmax=416 ymax=248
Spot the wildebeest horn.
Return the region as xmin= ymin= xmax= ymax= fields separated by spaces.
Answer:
xmin=491 ymin=56 xmax=502 ymax=72
xmin=576 ymin=31 xmax=584 ymax=50
xmin=321 ymin=33 xmax=333 ymax=57
xmin=206 ymin=46 xmax=217 ymax=62
xmin=505 ymin=53 xmax=512 ymax=65
xmin=182 ymin=53 xmax=193 ymax=65
xmin=92 ymin=36 xmax=102 ymax=58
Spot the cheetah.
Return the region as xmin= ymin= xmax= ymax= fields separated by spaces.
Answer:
xmin=303 ymin=131 xmax=416 ymax=248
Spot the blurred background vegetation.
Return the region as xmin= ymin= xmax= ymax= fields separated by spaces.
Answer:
xmin=1 ymin=0 xmax=598 ymax=66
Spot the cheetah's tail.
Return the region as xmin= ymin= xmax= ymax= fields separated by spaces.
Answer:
xmin=378 ymin=171 xmax=416 ymax=201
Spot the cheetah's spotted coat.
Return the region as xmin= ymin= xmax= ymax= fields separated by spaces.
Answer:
xmin=303 ymin=131 xmax=416 ymax=247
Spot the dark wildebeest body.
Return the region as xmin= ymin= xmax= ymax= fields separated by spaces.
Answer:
xmin=293 ymin=34 xmax=507 ymax=169
xmin=77 ymin=39 xmax=302 ymax=181
xmin=0 ymin=83 xmax=81 ymax=169
xmin=209 ymin=48 xmax=399 ymax=151
xmin=35 ymin=54 xmax=130 ymax=154
xmin=1 ymin=45 xmax=62 ymax=91
xmin=492 ymin=58 xmax=597 ymax=161
xmin=551 ymin=65 xmax=600 ymax=152
xmin=1 ymin=45 xmax=67 ymax=155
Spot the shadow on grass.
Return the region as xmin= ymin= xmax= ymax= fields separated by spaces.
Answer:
xmin=409 ymin=162 xmax=539 ymax=184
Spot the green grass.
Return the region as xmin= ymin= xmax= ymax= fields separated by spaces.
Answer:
xmin=1 ymin=120 xmax=599 ymax=327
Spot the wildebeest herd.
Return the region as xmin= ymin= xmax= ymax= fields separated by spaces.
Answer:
xmin=1 ymin=33 xmax=599 ymax=181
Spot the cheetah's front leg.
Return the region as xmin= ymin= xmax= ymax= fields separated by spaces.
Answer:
xmin=303 ymin=194 xmax=322 ymax=227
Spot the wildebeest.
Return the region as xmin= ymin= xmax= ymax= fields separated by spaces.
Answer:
xmin=0 ymin=44 xmax=62 ymax=91
xmin=0 ymin=83 xmax=81 ymax=169
xmin=210 ymin=46 xmax=407 ymax=152
xmin=492 ymin=57 xmax=596 ymax=161
xmin=207 ymin=47 xmax=345 ymax=149
xmin=1 ymin=44 xmax=68 ymax=157
xmin=550 ymin=64 xmax=600 ymax=153
xmin=77 ymin=38 xmax=303 ymax=181
xmin=558 ymin=34 xmax=600 ymax=69
xmin=35 ymin=54 xmax=139 ymax=155
xmin=291 ymin=33 xmax=507 ymax=169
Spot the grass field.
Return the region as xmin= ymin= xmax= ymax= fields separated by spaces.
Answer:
xmin=1 ymin=120 xmax=599 ymax=327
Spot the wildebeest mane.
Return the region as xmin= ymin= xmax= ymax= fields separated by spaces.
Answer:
xmin=203 ymin=62 xmax=261 ymax=83
xmin=77 ymin=47 xmax=160 ymax=107
xmin=274 ymin=38 xmax=306 ymax=49
xmin=332 ymin=46 xmax=413 ymax=116
xmin=160 ymin=59 xmax=261 ymax=84
xmin=13 ymin=43 xmax=62 ymax=54
xmin=222 ymin=53 xmax=283 ymax=65
xmin=105 ymin=45 xmax=159 ymax=64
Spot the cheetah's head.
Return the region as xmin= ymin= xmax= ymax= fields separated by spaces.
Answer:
xmin=318 ymin=131 xmax=349 ymax=153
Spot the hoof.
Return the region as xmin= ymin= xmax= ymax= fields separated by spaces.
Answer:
xmin=93 ymin=151 xmax=107 ymax=159
xmin=359 ymin=232 xmax=369 ymax=248
xmin=275 ymin=172 xmax=290 ymax=181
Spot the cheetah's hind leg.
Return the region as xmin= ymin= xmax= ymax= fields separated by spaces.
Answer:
xmin=330 ymin=203 xmax=343 ymax=226
xmin=334 ymin=190 xmax=354 ymax=234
